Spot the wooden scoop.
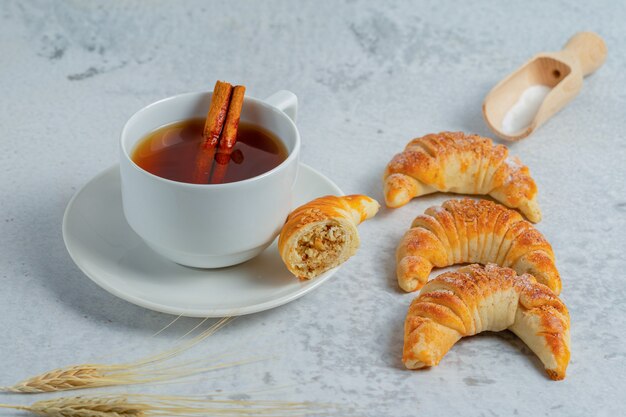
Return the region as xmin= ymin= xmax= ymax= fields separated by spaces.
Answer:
xmin=483 ymin=32 xmax=607 ymax=141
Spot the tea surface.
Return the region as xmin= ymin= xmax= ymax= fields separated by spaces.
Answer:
xmin=132 ymin=118 xmax=287 ymax=184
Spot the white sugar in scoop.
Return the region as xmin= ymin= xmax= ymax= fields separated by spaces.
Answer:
xmin=483 ymin=32 xmax=607 ymax=141
xmin=501 ymin=85 xmax=551 ymax=135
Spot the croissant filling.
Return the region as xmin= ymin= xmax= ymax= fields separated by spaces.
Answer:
xmin=294 ymin=222 xmax=347 ymax=277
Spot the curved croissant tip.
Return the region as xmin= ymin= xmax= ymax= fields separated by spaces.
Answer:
xmin=363 ymin=200 xmax=381 ymax=221
xmin=399 ymin=280 xmax=420 ymax=293
xmin=518 ymin=200 xmax=542 ymax=223
xmin=525 ymin=209 xmax=542 ymax=223
xmin=347 ymin=194 xmax=380 ymax=221
xmin=403 ymin=359 xmax=427 ymax=369
xmin=546 ymin=369 xmax=566 ymax=381
xmin=384 ymin=190 xmax=410 ymax=208
xmin=336 ymin=194 xmax=380 ymax=224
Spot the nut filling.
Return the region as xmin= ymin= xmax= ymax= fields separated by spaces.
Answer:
xmin=294 ymin=223 xmax=347 ymax=275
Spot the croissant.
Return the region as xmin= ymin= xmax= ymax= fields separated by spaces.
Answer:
xmin=383 ymin=131 xmax=542 ymax=222
xmin=278 ymin=195 xmax=379 ymax=279
xmin=397 ymin=199 xmax=560 ymax=293
xmin=403 ymin=264 xmax=570 ymax=380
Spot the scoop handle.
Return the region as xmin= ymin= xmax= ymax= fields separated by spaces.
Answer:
xmin=562 ymin=32 xmax=607 ymax=77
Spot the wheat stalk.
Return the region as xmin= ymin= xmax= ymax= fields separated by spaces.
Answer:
xmin=0 ymin=394 xmax=330 ymax=417
xmin=1 ymin=317 xmax=235 ymax=393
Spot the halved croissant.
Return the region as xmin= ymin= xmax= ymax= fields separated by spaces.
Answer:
xmin=397 ymin=199 xmax=560 ymax=293
xmin=384 ymin=131 xmax=541 ymax=222
xmin=278 ymin=195 xmax=379 ymax=279
xmin=403 ymin=264 xmax=570 ymax=380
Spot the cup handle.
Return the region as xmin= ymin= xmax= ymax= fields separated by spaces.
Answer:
xmin=264 ymin=90 xmax=298 ymax=123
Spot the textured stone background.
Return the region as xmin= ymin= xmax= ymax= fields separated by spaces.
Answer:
xmin=1 ymin=1 xmax=625 ymax=416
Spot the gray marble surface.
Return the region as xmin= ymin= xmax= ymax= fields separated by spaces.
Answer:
xmin=1 ymin=1 xmax=625 ymax=416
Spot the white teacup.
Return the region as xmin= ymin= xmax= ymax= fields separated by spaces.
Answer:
xmin=120 ymin=90 xmax=300 ymax=268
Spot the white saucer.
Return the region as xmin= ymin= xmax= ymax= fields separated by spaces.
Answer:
xmin=62 ymin=164 xmax=343 ymax=317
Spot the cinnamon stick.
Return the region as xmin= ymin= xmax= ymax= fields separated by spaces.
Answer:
xmin=210 ymin=85 xmax=246 ymax=184
xmin=192 ymin=81 xmax=233 ymax=184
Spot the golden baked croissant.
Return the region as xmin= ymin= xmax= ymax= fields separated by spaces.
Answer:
xmin=278 ymin=195 xmax=379 ymax=279
xmin=397 ymin=199 xmax=560 ymax=293
xmin=403 ymin=264 xmax=570 ymax=380
xmin=383 ymin=132 xmax=542 ymax=223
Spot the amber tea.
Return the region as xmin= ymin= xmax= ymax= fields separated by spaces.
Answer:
xmin=132 ymin=118 xmax=288 ymax=184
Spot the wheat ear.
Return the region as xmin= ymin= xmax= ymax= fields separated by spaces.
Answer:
xmin=0 ymin=394 xmax=330 ymax=417
xmin=1 ymin=317 xmax=233 ymax=393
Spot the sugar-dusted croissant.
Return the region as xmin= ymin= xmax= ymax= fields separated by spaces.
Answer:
xmin=383 ymin=131 xmax=541 ymax=223
xmin=397 ymin=199 xmax=560 ymax=293
xmin=278 ymin=195 xmax=379 ymax=279
xmin=403 ymin=264 xmax=570 ymax=380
